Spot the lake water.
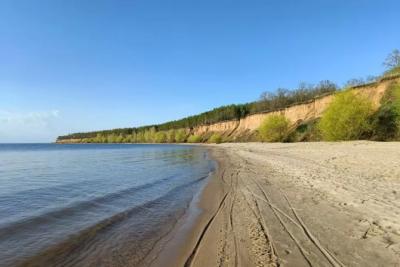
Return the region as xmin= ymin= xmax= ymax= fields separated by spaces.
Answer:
xmin=0 ymin=144 xmax=214 ymax=267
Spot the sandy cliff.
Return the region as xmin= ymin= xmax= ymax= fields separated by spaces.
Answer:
xmin=57 ymin=76 xmax=399 ymax=143
xmin=192 ymin=77 xmax=398 ymax=139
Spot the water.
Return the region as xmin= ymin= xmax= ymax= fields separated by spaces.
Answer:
xmin=0 ymin=144 xmax=214 ymax=267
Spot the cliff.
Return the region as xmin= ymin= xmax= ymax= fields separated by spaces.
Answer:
xmin=191 ymin=76 xmax=399 ymax=140
xmin=57 ymin=75 xmax=400 ymax=143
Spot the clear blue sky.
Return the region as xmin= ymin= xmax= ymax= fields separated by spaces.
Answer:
xmin=1 ymin=0 xmax=399 ymax=142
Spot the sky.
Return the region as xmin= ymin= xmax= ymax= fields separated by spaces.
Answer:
xmin=1 ymin=0 xmax=399 ymax=143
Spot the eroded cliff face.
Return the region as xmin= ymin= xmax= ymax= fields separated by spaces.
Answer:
xmin=192 ymin=77 xmax=398 ymax=139
xmin=56 ymin=76 xmax=399 ymax=143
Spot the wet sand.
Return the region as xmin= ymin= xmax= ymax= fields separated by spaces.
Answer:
xmin=158 ymin=141 xmax=400 ymax=267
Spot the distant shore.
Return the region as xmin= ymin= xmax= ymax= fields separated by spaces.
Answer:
xmin=155 ymin=141 xmax=400 ymax=267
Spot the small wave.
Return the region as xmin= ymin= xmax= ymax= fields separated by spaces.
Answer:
xmin=14 ymin=174 xmax=209 ymax=267
xmin=0 ymin=173 xmax=179 ymax=239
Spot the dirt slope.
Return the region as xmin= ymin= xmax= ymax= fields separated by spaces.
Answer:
xmin=193 ymin=78 xmax=398 ymax=139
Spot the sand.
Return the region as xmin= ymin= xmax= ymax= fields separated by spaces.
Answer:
xmin=155 ymin=141 xmax=400 ymax=267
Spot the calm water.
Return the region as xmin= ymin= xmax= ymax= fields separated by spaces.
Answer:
xmin=0 ymin=144 xmax=214 ymax=267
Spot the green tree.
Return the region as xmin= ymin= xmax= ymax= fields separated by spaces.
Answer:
xmin=258 ymin=114 xmax=290 ymax=142
xmin=155 ymin=131 xmax=167 ymax=143
xmin=372 ymin=82 xmax=400 ymax=140
xmin=187 ymin=135 xmax=202 ymax=143
xmin=116 ymin=134 xmax=124 ymax=143
xmin=143 ymin=129 xmax=151 ymax=143
xmin=318 ymin=90 xmax=374 ymax=141
xmin=166 ymin=129 xmax=176 ymax=143
xmin=149 ymin=127 xmax=156 ymax=142
xmin=175 ymin=129 xmax=187 ymax=143
xmin=208 ymin=133 xmax=222 ymax=144
xmin=107 ymin=133 xmax=117 ymax=143
xmin=136 ymin=131 xmax=145 ymax=143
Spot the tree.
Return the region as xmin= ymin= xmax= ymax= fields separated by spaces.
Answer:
xmin=384 ymin=49 xmax=400 ymax=69
xmin=107 ymin=133 xmax=117 ymax=143
xmin=166 ymin=129 xmax=176 ymax=143
xmin=175 ymin=129 xmax=187 ymax=143
xmin=345 ymin=78 xmax=365 ymax=88
xmin=318 ymin=90 xmax=374 ymax=141
xmin=258 ymin=114 xmax=290 ymax=142
xmin=372 ymin=82 xmax=400 ymax=140
xmin=208 ymin=133 xmax=222 ymax=144
xmin=149 ymin=127 xmax=156 ymax=142
xmin=187 ymin=135 xmax=202 ymax=143
xmin=155 ymin=131 xmax=167 ymax=143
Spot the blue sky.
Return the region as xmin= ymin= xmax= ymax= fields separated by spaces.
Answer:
xmin=1 ymin=0 xmax=399 ymax=142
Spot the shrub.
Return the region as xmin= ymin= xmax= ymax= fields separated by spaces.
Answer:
xmin=371 ymin=82 xmax=400 ymax=140
xmin=258 ymin=114 xmax=290 ymax=142
xmin=166 ymin=130 xmax=175 ymax=143
xmin=187 ymin=135 xmax=202 ymax=143
xmin=175 ymin=129 xmax=187 ymax=143
xmin=154 ymin=132 xmax=167 ymax=143
xmin=384 ymin=66 xmax=400 ymax=77
xmin=288 ymin=119 xmax=321 ymax=142
xmin=371 ymin=104 xmax=399 ymax=140
xmin=208 ymin=133 xmax=222 ymax=144
xmin=318 ymin=90 xmax=374 ymax=141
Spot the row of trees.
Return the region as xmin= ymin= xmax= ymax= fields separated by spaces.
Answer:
xmin=76 ymin=128 xmax=189 ymax=143
xmin=72 ymin=128 xmax=225 ymax=144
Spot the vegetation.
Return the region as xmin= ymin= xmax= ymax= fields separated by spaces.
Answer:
xmin=154 ymin=131 xmax=167 ymax=143
xmin=57 ymin=80 xmax=338 ymax=143
xmin=318 ymin=91 xmax=374 ymax=141
xmin=383 ymin=50 xmax=400 ymax=77
xmin=258 ymin=115 xmax=290 ymax=142
xmin=371 ymin=82 xmax=400 ymax=140
xmin=187 ymin=135 xmax=202 ymax=143
xmin=57 ymin=50 xmax=400 ymax=144
xmin=384 ymin=49 xmax=400 ymax=70
xmin=252 ymin=81 xmax=337 ymax=114
xmin=288 ymin=120 xmax=321 ymax=142
xmin=208 ymin=133 xmax=222 ymax=144
xmin=175 ymin=129 xmax=187 ymax=143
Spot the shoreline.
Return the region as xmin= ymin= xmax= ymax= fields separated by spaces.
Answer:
xmin=143 ymin=147 xmax=229 ymax=267
xmin=150 ymin=141 xmax=400 ymax=266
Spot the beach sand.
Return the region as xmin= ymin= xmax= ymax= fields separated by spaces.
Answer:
xmin=151 ymin=141 xmax=400 ymax=267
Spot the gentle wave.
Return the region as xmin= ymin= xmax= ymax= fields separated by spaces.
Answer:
xmin=14 ymin=174 xmax=209 ymax=267
xmin=0 ymin=174 xmax=179 ymax=239
xmin=0 ymin=144 xmax=213 ymax=267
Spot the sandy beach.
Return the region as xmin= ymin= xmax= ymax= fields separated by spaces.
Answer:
xmin=159 ymin=141 xmax=400 ymax=267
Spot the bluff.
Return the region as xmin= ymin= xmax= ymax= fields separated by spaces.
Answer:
xmin=57 ymin=75 xmax=400 ymax=143
xmin=191 ymin=76 xmax=398 ymax=141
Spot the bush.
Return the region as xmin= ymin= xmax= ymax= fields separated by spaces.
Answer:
xmin=187 ymin=135 xmax=202 ymax=143
xmin=288 ymin=119 xmax=321 ymax=142
xmin=208 ymin=133 xmax=222 ymax=144
xmin=175 ymin=129 xmax=187 ymax=143
xmin=318 ymin=90 xmax=374 ymax=141
xmin=166 ymin=130 xmax=175 ymax=143
xmin=154 ymin=132 xmax=167 ymax=143
xmin=371 ymin=82 xmax=400 ymax=140
xmin=384 ymin=66 xmax=400 ymax=77
xmin=371 ymin=104 xmax=399 ymax=140
xmin=258 ymin=114 xmax=290 ymax=142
